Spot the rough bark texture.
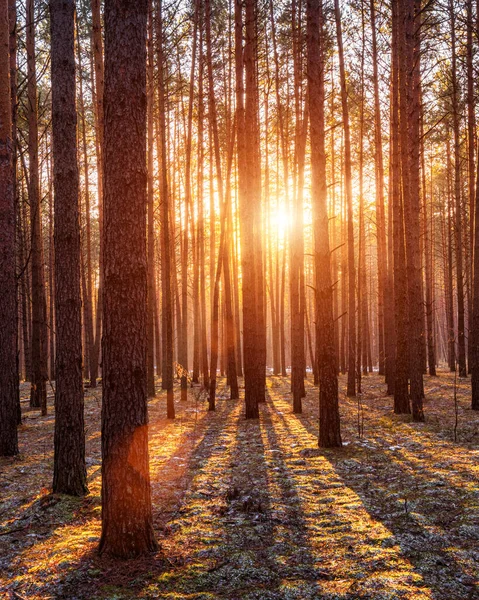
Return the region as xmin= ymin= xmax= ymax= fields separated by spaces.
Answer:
xmin=472 ymin=154 xmax=479 ymax=409
xmin=27 ymin=0 xmax=48 ymax=414
xmin=398 ymin=0 xmax=424 ymax=421
xmin=307 ymin=0 xmax=342 ymax=448
xmin=146 ymin=3 xmax=156 ymax=399
xmin=0 ymin=0 xmax=18 ymax=457
xmin=334 ymin=0 xmax=356 ymax=398
xmin=157 ymin=0 xmax=174 ymax=419
xmin=235 ymin=0 xmax=262 ymax=418
xmin=391 ymin=0 xmax=410 ymax=414
xmin=449 ymin=0 xmax=466 ymax=379
xmin=50 ymin=0 xmax=87 ymax=496
xmin=100 ymin=0 xmax=158 ymax=558
xmin=370 ymin=0 xmax=388 ymax=379
xmin=90 ymin=0 xmax=105 ymax=389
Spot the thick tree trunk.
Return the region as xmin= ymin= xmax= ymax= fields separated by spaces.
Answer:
xmin=392 ymin=0 xmax=410 ymax=414
xmin=99 ymin=0 xmax=158 ymax=558
xmin=398 ymin=0 xmax=424 ymax=421
xmin=307 ymin=0 xmax=342 ymax=448
xmin=50 ymin=0 xmax=87 ymax=496
xmin=0 ymin=0 xmax=18 ymax=457
xmin=466 ymin=0 xmax=475 ymax=375
xmin=236 ymin=0 xmax=264 ymax=417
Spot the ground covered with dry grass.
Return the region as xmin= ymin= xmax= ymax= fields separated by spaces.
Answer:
xmin=1 ymin=371 xmax=479 ymax=599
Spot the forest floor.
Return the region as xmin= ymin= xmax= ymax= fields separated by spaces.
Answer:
xmin=1 ymin=371 xmax=479 ymax=600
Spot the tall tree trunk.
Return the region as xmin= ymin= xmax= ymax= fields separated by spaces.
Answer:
xmin=392 ymin=0 xmax=410 ymax=414
xmin=77 ymin=20 xmax=95 ymax=390
xmin=421 ymin=99 xmax=436 ymax=376
xmin=236 ymin=0 xmax=264 ymax=417
xmin=0 ymin=0 xmax=18 ymax=456
xmin=157 ymin=0 xmax=174 ymax=418
xmin=467 ymin=0 xmax=475 ymax=375
xmin=471 ymin=128 xmax=479 ymax=409
xmin=370 ymin=0 xmax=388 ymax=379
xmin=307 ymin=0 xmax=342 ymax=448
xmin=184 ymin=0 xmax=200 ymax=388
xmin=90 ymin=0 xmax=105 ymax=388
xmin=197 ymin=17 xmax=209 ymax=390
xmin=334 ymin=0 xmax=356 ymax=397
xmin=100 ymin=0 xmax=157 ymax=558
xmin=290 ymin=0 xmax=306 ymax=413
xmin=398 ymin=0 xmax=424 ymax=420
xmin=50 ymin=0 xmax=87 ymax=496
xmin=46 ymin=150 xmax=55 ymax=383
xmin=146 ymin=3 xmax=156 ymax=398
xmin=27 ymin=0 xmax=47 ymax=414
xmin=450 ymin=0 xmax=467 ymax=378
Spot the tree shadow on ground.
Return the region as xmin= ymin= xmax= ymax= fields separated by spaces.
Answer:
xmin=51 ymin=396 xmax=240 ymax=599
xmin=148 ymin=396 xmax=324 ymax=600
xmin=280 ymin=393 xmax=478 ymax=600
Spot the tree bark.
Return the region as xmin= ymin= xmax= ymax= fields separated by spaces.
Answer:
xmin=392 ymin=0 xmax=410 ymax=414
xmin=27 ymin=0 xmax=48 ymax=414
xmin=100 ymin=0 xmax=158 ymax=558
xmin=0 ymin=0 xmax=18 ymax=457
xmin=398 ymin=0 xmax=424 ymax=420
xmin=50 ymin=0 xmax=87 ymax=496
xmin=307 ymin=0 xmax=342 ymax=448
xmin=334 ymin=0 xmax=356 ymax=398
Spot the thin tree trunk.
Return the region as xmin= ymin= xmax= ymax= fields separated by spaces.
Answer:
xmin=157 ymin=0 xmax=174 ymax=418
xmin=334 ymin=0 xmax=356 ymax=397
xmin=370 ymin=0 xmax=388 ymax=379
xmin=77 ymin=21 xmax=95 ymax=389
xmin=450 ymin=0 xmax=467 ymax=378
xmin=27 ymin=0 xmax=47 ymax=414
xmin=90 ymin=0 xmax=104 ymax=388
xmin=147 ymin=3 xmax=156 ymax=398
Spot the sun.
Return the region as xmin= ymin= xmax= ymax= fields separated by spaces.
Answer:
xmin=271 ymin=206 xmax=291 ymax=237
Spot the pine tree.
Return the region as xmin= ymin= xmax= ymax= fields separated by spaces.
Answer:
xmin=99 ymin=0 xmax=158 ymax=558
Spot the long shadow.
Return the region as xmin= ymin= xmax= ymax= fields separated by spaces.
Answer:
xmin=286 ymin=397 xmax=479 ymax=600
xmin=259 ymin=398 xmax=335 ymax=596
xmin=147 ymin=393 xmax=324 ymax=600
xmin=1 ymin=391 xmax=237 ymax=599
xmin=149 ymin=395 xmax=239 ymax=530
xmin=304 ymin=374 xmax=479 ymax=494
xmin=51 ymin=396 xmax=240 ymax=600
xmin=0 ymin=389 xmax=105 ymax=577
